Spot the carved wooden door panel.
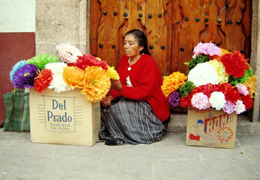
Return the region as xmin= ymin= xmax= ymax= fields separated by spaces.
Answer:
xmin=90 ymin=0 xmax=172 ymax=76
xmin=90 ymin=0 xmax=251 ymax=76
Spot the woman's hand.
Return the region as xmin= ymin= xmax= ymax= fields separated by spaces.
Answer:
xmin=111 ymin=79 xmax=122 ymax=91
xmin=101 ymin=95 xmax=113 ymax=107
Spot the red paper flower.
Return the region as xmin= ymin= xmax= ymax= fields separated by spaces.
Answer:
xmin=34 ymin=69 xmax=53 ymax=93
xmin=180 ymin=94 xmax=192 ymax=107
xmin=233 ymin=50 xmax=249 ymax=70
xmin=224 ymin=87 xmax=240 ymax=104
xmin=68 ymin=54 xmax=108 ymax=71
xmin=191 ymin=83 xmax=219 ymax=98
xmin=220 ymin=52 xmax=249 ymax=78
xmin=241 ymin=94 xmax=253 ymax=109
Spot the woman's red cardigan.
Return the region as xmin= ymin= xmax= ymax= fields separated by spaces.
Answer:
xmin=108 ymin=54 xmax=170 ymax=122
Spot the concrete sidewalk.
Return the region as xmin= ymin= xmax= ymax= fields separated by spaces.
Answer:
xmin=0 ymin=127 xmax=260 ymax=180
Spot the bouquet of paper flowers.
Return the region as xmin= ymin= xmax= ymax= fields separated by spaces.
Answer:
xmin=9 ymin=43 xmax=119 ymax=102
xmin=161 ymin=42 xmax=257 ymax=115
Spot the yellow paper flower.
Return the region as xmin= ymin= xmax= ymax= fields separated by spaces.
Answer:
xmin=107 ymin=65 xmax=120 ymax=80
xmin=161 ymin=72 xmax=187 ymax=98
xmin=207 ymin=59 xmax=229 ymax=83
xmin=221 ymin=48 xmax=232 ymax=56
xmin=63 ymin=66 xmax=85 ymax=90
xmin=243 ymin=75 xmax=257 ymax=98
xmin=81 ymin=66 xmax=111 ymax=102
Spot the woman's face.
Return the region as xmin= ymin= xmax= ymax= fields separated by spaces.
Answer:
xmin=123 ymin=34 xmax=144 ymax=58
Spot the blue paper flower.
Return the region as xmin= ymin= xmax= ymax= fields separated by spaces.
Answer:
xmin=12 ymin=64 xmax=39 ymax=88
xmin=9 ymin=60 xmax=28 ymax=82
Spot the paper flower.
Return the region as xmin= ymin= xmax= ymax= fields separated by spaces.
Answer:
xmin=236 ymin=84 xmax=249 ymax=96
xmin=161 ymin=72 xmax=187 ymax=98
xmin=243 ymin=75 xmax=257 ymax=98
xmin=193 ymin=42 xmax=221 ymax=58
xmin=188 ymin=63 xmax=219 ymax=86
xmin=10 ymin=60 xmax=28 ymax=82
xmin=45 ymin=62 xmax=71 ymax=93
xmin=107 ymin=65 xmax=120 ymax=80
xmin=48 ymin=74 xmax=71 ymax=93
xmin=234 ymin=100 xmax=246 ymax=114
xmin=221 ymin=85 xmax=240 ymax=104
xmin=191 ymin=92 xmax=211 ymax=110
xmin=187 ymin=55 xmax=210 ymax=72
xmin=45 ymin=62 xmax=68 ymax=74
xmin=169 ymin=91 xmax=181 ymax=107
xmin=12 ymin=64 xmax=38 ymax=88
xmin=209 ymin=92 xmax=226 ymax=110
xmin=221 ymin=48 xmax=232 ymax=56
xmin=207 ymin=59 xmax=229 ymax=83
xmin=229 ymin=66 xmax=254 ymax=86
xmin=81 ymin=66 xmax=111 ymax=102
xmin=179 ymin=81 xmax=195 ymax=97
xmin=180 ymin=94 xmax=192 ymax=107
xmin=63 ymin=66 xmax=85 ymax=90
xmin=69 ymin=54 xmax=108 ymax=71
xmin=27 ymin=54 xmax=60 ymax=71
xmin=56 ymin=43 xmax=82 ymax=63
xmin=220 ymin=52 xmax=249 ymax=78
xmin=241 ymin=94 xmax=254 ymax=110
xmin=34 ymin=69 xmax=53 ymax=93
xmin=222 ymin=101 xmax=235 ymax=114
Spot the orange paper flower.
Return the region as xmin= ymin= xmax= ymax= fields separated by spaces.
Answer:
xmin=161 ymin=72 xmax=187 ymax=98
xmin=81 ymin=66 xmax=111 ymax=102
xmin=34 ymin=69 xmax=53 ymax=93
xmin=243 ymin=75 xmax=257 ymax=98
xmin=63 ymin=66 xmax=85 ymax=90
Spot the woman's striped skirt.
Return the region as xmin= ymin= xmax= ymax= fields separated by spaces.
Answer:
xmin=100 ymin=97 xmax=167 ymax=145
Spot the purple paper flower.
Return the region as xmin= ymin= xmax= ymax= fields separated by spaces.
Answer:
xmin=169 ymin=91 xmax=181 ymax=107
xmin=222 ymin=101 xmax=235 ymax=114
xmin=12 ymin=64 xmax=39 ymax=88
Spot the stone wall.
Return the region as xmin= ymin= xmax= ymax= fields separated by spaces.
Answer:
xmin=36 ymin=0 xmax=89 ymax=56
xmin=251 ymin=0 xmax=260 ymax=122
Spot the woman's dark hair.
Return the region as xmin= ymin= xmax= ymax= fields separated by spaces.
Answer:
xmin=125 ymin=29 xmax=150 ymax=55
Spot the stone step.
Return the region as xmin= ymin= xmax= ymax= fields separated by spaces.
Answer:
xmin=168 ymin=113 xmax=259 ymax=133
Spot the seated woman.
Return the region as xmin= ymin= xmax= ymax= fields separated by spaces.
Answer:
xmin=100 ymin=29 xmax=170 ymax=145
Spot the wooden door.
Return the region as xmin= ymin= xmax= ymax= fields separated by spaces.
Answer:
xmin=90 ymin=0 xmax=251 ymax=76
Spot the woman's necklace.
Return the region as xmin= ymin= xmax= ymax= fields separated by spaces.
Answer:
xmin=128 ymin=58 xmax=132 ymax=71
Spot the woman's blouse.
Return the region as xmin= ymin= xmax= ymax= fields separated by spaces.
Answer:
xmin=108 ymin=54 xmax=170 ymax=122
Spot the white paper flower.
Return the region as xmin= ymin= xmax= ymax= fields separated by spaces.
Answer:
xmin=45 ymin=62 xmax=68 ymax=74
xmin=48 ymin=74 xmax=71 ymax=93
xmin=56 ymin=43 xmax=82 ymax=63
xmin=188 ymin=62 xmax=219 ymax=86
xmin=45 ymin=62 xmax=71 ymax=93
xmin=209 ymin=92 xmax=226 ymax=110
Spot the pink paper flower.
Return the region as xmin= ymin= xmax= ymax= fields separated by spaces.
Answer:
xmin=191 ymin=92 xmax=211 ymax=110
xmin=193 ymin=42 xmax=221 ymax=58
xmin=236 ymin=84 xmax=249 ymax=96
xmin=234 ymin=100 xmax=246 ymax=114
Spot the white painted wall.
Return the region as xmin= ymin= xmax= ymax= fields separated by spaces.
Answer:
xmin=0 ymin=0 xmax=35 ymax=32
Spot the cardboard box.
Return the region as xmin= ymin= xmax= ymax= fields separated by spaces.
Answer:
xmin=186 ymin=107 xmax=237 ymax=149
xmin=29 ymin=88 xmax=101 ymax=146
